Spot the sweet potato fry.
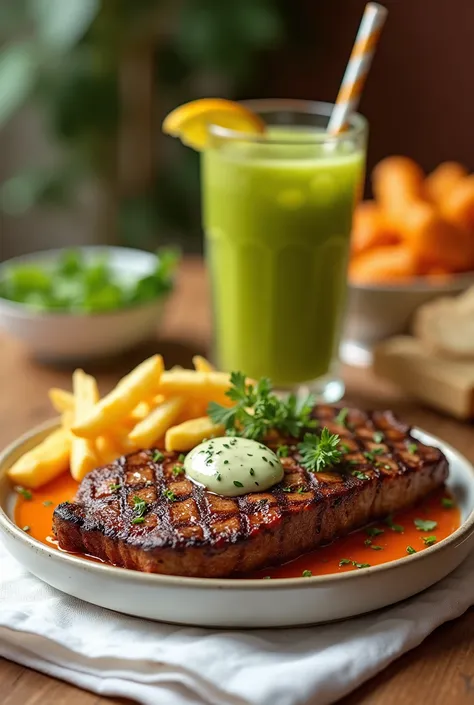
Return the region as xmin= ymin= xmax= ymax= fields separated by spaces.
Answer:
xmin=440 ymin=175 xmax=474 ymax=233
xmin=351 ymin=201 xmax=400 ymax=256
xmin=425 ymin=162 xmax=468 ymax=205
xmin=349 ymin=245 xmax=420 ymax=284
xmin=372 ymin=156 xmax=425 ymax=223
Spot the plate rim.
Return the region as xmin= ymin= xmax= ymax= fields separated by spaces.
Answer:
xmin=1 ymin=417 xmax=474 ymax=592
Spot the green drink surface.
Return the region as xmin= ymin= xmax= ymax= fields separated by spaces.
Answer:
xmin=202 ymin=127 xmax=365 ymax=386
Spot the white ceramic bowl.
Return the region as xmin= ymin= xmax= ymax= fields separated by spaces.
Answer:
xmin=1 ymin=419 xmax=473 ymax=628
xmin=342 ymin=272 xmax=474 ymax=364
xmin=0 ymin=247 xmax=171 ymax=363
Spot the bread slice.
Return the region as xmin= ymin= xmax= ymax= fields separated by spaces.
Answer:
xmin=413 ymin=286 xmax=474 ymax=358
xmin=373 ymin=336 xmax=474 ymax=419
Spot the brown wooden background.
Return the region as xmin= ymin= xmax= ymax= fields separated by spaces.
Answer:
xmin=261 ymin=0 xmax=474 ymax=190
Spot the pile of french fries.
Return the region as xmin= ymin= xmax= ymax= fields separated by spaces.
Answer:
xmin=350 ymin=157 xmax=474 ymax=284
xmin=7 ymin=354 xmax=236 ymax=489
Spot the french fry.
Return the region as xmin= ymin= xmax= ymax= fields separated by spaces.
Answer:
xmin=129 ymin=396 xmax=185 ymax=448
xmin=49 ymin=388 xmax=74 ymax=414
xmin=440 ymin=175 xmax=474 ymax=236
xmin=7 ymin=428 xmax=72 ymax=489
xmin=96 ymin=434 xmax=123 ymax=465
xmin=165 ymin=416 xmax=225 ymax=452
xmin=425 ymin=162 xmax=468 ymax=205
xmin=192 ymin=355 xmax=214 ymax=373
xmin=158 ymin=370 xmax=236 ymax=407
xmin=129 ymin=401 xmax=151 ymax=421
xmin=70 ymin=369 xmax=100 ymax=481
xmin=72 ymin=355 xmax=164 ymax=439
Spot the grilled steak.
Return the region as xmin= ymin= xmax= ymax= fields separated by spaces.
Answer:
xmin=53 ymin=406 xmax=448 ymax=577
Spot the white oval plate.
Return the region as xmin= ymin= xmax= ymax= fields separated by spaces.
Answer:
xmin=1 ymin=419 xmax=474 ymax=628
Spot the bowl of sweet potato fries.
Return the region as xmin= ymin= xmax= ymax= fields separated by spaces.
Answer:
xmin=345 ymin=157 xmax=474 ymax=351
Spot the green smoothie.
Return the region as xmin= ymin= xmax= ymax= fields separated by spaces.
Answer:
xmin=201 ymin=127 xmax=365 ymax=387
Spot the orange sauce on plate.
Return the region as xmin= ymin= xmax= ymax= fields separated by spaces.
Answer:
xmin=14 ymin=474 xmax=461 ymax=578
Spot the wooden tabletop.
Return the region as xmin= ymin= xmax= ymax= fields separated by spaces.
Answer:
xmin=1 ymin=257 xmax=474 ymax=705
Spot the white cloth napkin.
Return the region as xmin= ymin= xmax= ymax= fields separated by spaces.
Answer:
xmin=1 ymin=539 xmax=473 ymax=705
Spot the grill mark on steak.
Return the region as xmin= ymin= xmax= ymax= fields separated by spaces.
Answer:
xmin=53 ymin=406 xmax=449 ymax=577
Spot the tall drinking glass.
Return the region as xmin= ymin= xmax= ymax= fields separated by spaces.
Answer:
xmin=201 ymin=99 xmax=367 ymax=400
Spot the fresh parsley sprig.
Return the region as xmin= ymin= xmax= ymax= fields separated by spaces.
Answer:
xmin=208 ymin=371 xmax=317 ymax=441
xmin=297 ymin=428 xmax=342 ymax=473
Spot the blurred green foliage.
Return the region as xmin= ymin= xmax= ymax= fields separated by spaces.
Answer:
xmin=0 ymin=0 xmax=284 ymax=249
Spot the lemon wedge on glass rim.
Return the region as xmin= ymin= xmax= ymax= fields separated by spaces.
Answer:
xmin=162 ymin=98 xmax=266 ymax=150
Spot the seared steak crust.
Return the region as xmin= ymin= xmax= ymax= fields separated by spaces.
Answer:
xmin=53 ymin=406 xmax=448 ymax=577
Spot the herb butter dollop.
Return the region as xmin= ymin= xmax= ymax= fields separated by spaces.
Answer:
xmin=184 ymin=437 xmax=284 ymax=496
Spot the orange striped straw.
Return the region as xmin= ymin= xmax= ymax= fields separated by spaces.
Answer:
xmin=328 ymin=3 xmax=388 ymax=135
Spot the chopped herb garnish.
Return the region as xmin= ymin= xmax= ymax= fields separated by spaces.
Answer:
xmin=366 ymin=527 xmax=384 ymax=537
xmin=414 ymin=518 xmax=437 ymax=532
xmin=406 ymin=546 xmax=417 ymax=554
xmin=262 ymin=456 xmax=268 ymax=462
xmin=339 ymin=558 xmax=370 ymax=569
xmin=224 ymin=460 xmax=229 ymax=465
xmin=352 ymin=470 xmax=369 ymax=480
xmin=216 ymin=473 xmax=222 ymax=481
xmin=234 ymin=481 xmax=244 ymax=488
xmin=385 ymin=515 xmax=404 ymax=533
xmin=441 ymin=497 xmax=455 ymax=509
xmin=152 ymin=450 xmax=164 ymax=463
xmin=282 ymin=487 xmax=292 ymax=493
xmin=269 ymin=460 xmax=274 ymax=467
xmin=422 ymin=535 xmax=437 ymax=546
xmin=223 ymin=443 xmax=230 ymax=449
xmin=372 ymin=447 xmax=384 ymax=455
xmin=302 ymin=569 xmax=312 ymax=577
xmin=373 ymin=431 xmax=384 ymax=443
xmin=172 ymin=465 xmax=185 ymax=476
xmin=162 ymin=488 xmax=177 ymax=502
xmin=364 ymin=538 xmax=372 ymax=546
xmin=109 ymin=483 xmax=122 ymax=492
xmin=407 ymin=443 xmax=417 ymax=454
xmin=207 ymin=372 xmax=317 ymax=440
xmin=42 ymin=500 xmax=53 ymax=507
xmin=178 ymin=453 xmax=186 ymax=463
xmin=370 ymin=545 xmax=383 ymax=551
xmin=132 ymin=517 xmax=145 ymax=524
xmin=249 ymin=468 xmax=255 ymax=476
xmin=297 ymin=486 xmax=307 ymax=493
xmin=263 ymin=576 xmax=272 ymax=580
xmin=298 ymin=428 xmax=342 ymax=473
xmin=335 ymin=407 xmax=349 ymax=426
xmin=22 ymin=525 xmax=30 ymax=532
xmin=132 ymin=495 xmax=148 ymax=519
xmin=15 ymin=486 xmax=32 ymax=500
xmin=277 ymin=445 xmax=289 ymax=458
xmin=363 ymin=451 xmax=376 ymax=462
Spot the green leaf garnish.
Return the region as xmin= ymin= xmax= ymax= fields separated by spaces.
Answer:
xmin=352 ymin=470 xmax=369 ymax=480
xmin=298 ymin=428 xmax=342 ymax=473
xmin=407 ymin=443 xmax=418 ymax=454
xmin=172 ymin=465 xmax=185 ymax=476
xmin=109 ymin=483 xmax=122 ymax=492
xmin=207 ymin=372 xmax=317 ymax=441
xmin=370 ymin=545 xmax=383 ymax=551
xmin=335 ymin=407 xmax=349 ymax=426
xmin=339 ymin=558 xmax=352 ymax=566
xmin=277 ymin=445 xmax=289 ymax=458
xmin=422 ymin=535 xmax=437 ymax=546
xmin=302 ymin=569 xmax=312 ymax=577
xmin=385 ymin=515 xmax=404 ymax=532
xmin=152 ymin=450 xmax=164 ymax=463
xmin=233 ymin=480 xmax=244 ymax=488
xmin=132 ymin=495 xmax=148 ymax=518
xmin=373 ymin=431 xmax=384 ymax=443
xmin=414 ymin=518 xmax=437 ymax=532
xmin=15 ymin=486 xmax=32 ymax=500
xmin=406 ymin=546 xmax=417 ymax=554
xmin=441 ymin=497 xmax=455 ymax=509
xmin=42 ymin=500 xmax=53 ymax=507
xmin=162 ymin=488 xmax=177 ymax=502
xmin=366 ymin=527 xmax=384 ymax=537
